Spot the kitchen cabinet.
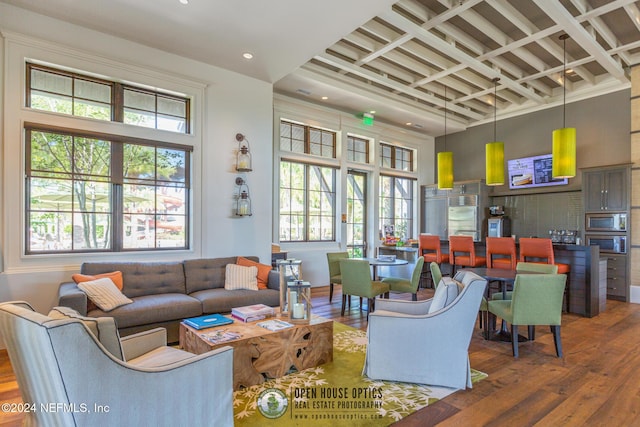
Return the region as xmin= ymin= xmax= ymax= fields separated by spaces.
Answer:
xmin=603 ymin=254 xmax=627 ymax=299
xmin=583 ymin=166 xmax=629 ymax=211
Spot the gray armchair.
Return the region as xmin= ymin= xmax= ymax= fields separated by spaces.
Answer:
xmin=0 ymin=302 xmax=233 ymax=427
xmin=363 ymin=270 xmax=487 ymax=389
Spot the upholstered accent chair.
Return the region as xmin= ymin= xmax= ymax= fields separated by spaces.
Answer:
xmin=339 ymin=259 xmax=389 ymax=318
xmin=0 ymin=302 xmax=233 ymax=427
xmin=488 ymin=274 xmax=567 ymax=358
xmin=363 ymin=270 xmax=487 ymax=389
xmin=326 ymin=251 xmax=349 ymax=303
xmin=381 ymin=257 xmax=424 ymax=301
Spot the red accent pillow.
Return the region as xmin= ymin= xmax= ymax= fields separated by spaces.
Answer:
xmin=236 ymin=257 xmax=271 ymax=290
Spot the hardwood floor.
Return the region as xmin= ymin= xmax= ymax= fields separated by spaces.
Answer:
xmin=1 ymin=286 xmax=639 ymax=426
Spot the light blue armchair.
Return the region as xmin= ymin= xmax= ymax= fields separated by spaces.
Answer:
xmin=0 ymin=302 xmax=234 ymax=427
xmin=363 ymin=270 xmax=487 ymax=389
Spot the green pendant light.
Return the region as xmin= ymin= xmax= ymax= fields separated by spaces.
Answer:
xmin=438 ymin=87 xmax=454 ymax=189
xmin=486 ymin=77 xmax=504 ymax=186
xmin=552 ymin=34 xmax=576 ymax=179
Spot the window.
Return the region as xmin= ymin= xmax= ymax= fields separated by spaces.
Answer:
xmin=347 ymin=135 xmax=369 ymax=164
xmin=26 ymin=126 xmax=191 ymax=253
xmin=379 ymin=175 xmax=415 ymax=241
xmin=279 ymin=160 xmax=336 ymax=242
xmin=380 ymin=143 xmax=413 ymax=171
xmin=280 ymin=120 xmax=336 ymax=158
xmin=27 ymin=63 xmax=190 ymax=133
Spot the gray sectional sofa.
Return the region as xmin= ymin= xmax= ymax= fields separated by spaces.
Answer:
xmin=58 ymin=256 xmax=280 ymax=342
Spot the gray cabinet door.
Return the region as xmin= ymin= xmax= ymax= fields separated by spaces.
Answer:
xmin=602 ymin=169 xmax=627 ymax=211
xmin=583 ymin=171 xmax=605 ymax=211
xmin=583 ymin=167 xmax=628 ymax=211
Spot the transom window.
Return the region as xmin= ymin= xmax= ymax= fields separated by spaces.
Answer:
xmin=380 ymin=143 xmax=413 ymax=171
xmin=26 ymin=126 xmax=191 ymax=253
xmin=280 ymin=120 xmax=336 ymax=158
xmin=26 ymin=63 xmax=190 ymax=134
xmin=279 ymin=160 xmax=336 ymax=242
xmin=347 ymin=135 xmax=370 ymax=164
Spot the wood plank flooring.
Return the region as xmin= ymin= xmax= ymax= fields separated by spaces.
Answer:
xmin=1 ymin=286 xmax=639 ymax=426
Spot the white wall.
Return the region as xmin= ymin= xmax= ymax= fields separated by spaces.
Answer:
xmin=0 ymin=4 xmax=273 ymax=315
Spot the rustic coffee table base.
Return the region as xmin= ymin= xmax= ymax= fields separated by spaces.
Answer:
xmin=179 ymin=316 xmax=333 ymax=390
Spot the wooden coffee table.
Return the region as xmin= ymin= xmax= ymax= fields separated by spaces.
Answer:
xmin=179 ymin=315 xmax=333 ymax=390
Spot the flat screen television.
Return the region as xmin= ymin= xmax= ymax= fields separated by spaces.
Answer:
xmin=507 ymin=153 xmax=568 ymax=190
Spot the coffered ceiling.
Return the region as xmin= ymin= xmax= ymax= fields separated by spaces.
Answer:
xmin=2 ymin=0 xmax=639 ymax=137
xmin=275 ymin=0 xmax=640 ymax=135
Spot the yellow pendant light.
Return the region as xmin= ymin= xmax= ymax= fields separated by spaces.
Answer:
xmin=486 ymin=77 xmax=504 ymax=186
xmin=438 ymin=87 xmax=454 ymax=190
xmin=552 ymin=34 xmax=576 ymax=179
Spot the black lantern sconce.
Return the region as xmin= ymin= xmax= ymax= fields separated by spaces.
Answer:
xmin=235 ymin=177 xmax=252 ymax=216
xmin=235 ymin=133 xmax=252 ymax=172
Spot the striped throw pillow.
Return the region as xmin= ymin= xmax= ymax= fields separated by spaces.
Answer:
xmin=224 ymin=264 xmax=259 ymax=291
xmin=77 ymin=278 xmax=133 ymax=312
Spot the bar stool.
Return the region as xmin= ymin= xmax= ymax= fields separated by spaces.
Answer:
xmin=418 ymin=234 xmax=449 ymax=288
xmin=449 ymin=235 xmax=486 ymax=274
xmin=518 ymin=237 xmax=571 ymax=312
xmin=486 ymin=237 xmax=517 ymax=270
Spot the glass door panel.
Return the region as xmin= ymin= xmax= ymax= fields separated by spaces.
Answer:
xmin=347 ymin=171 xmax=367 ymax=257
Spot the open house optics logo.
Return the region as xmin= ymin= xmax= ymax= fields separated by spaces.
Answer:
xmin=257 ymin=388 xmax=288 ymax=419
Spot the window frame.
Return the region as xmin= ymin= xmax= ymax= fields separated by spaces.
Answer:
xmin=347 ymin=134 xmax=370 ymax=164
xmin=379 ymin=174 xmax=416 ymax=242
xmin=25 ymin=123 xmax=192 ymax=254
xmin=380 ymin=142 xmax=414 ymax=171
xmin=26 ymin=62 xmax=191 ymax=134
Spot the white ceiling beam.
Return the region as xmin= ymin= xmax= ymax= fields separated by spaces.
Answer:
xmin=378 ymin=9 xmax=546 ymax=103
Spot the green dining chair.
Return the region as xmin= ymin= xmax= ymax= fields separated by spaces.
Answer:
xmin=326 ymin=252 xmax=349 ymax=303
xmin=381 ymin=257 xmax=424 ymax=301
xmin=430 ymin=261 xmax=443 ymax=289
xmin=487 ymin=273 xmax=567 ymax=358
xmin=491 ymin=262 xmax=558 ymax=301
xmin=339 ymin=259 xmax=389 ymax=318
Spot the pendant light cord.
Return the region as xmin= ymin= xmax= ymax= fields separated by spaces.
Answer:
xmin=444 ymin=86 xmax=447 ymax=150
xmin=562 ymin=35 xmax=566 ymax=128
xmin=492 ymin=77 xmax=499 ymax=141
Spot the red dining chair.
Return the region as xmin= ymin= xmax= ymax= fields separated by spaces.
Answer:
xmin=449 ymin=235 xmax=486 ymax=274
xmin=418 ymin=234 xmax=449 ymax=287
xmin=486 ymin=237 xmax=517 ymax=270
xmin=518 ymin=237 xmax=571 ymax=312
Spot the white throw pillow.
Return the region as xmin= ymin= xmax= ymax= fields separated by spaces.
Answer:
xmin=224 ymin=264 xmax=259 ymax=291
xmin=428 ymin=277 xmax=460 ymax=314
xmin=77 ymin=277 xmax=133 ymax=312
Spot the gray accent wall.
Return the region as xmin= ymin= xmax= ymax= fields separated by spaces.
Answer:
xmin=435 ymin=89 xmax=631 ymax=195
xmin=435 ymin=89 xmax=630 ymax=239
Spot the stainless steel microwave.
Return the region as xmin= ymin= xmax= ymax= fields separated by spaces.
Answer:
xmin=585 ymin=234 xmax=626 ymax=254
xmin=585 ymin=213 xmax=627 ymax=232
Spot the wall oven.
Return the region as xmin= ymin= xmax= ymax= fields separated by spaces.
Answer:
xmin=585 ymin=234 xmax=626 ymax=254
xmin=585 ymin=212 xmax=627 ymax=232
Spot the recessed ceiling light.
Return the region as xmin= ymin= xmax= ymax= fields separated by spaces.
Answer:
xmin=243 ymin=52 xmax=254 ymax=60
xmin=179 ymin=0 xmax=188 ymax=4
xmin=406 ymin=122 xmax=413 ymax=126
xmin=369 ymin=110 xmax=376 ymax=114
xmin=321 ymin=96 xmax=328 ymax=100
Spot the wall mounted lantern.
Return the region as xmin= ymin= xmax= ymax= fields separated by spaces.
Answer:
xmin=235 ymin=133 xmax=252 ymax=172
xmin=235 ymin=177 xmax=252 ymax=216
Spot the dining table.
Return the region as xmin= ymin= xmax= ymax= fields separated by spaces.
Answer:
xmin=460 ymin=267 xmax=534 ymax=343
xmin=355 ymin=257 xmax=409 ymax=281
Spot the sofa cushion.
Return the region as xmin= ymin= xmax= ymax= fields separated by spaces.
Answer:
xmin=81 ymin=262 xmax=186 ymax=298
xmin=224 ymin=264 xmax=259 ymax=291
xmin=88 ymin=293 xmax=202 ymax=329
xmin=184 ymin=257 xmax=255 ymax=294
xmin=428 ymin=277 xmax=461 ymax=314
xmin=236 ymin=257 xmax=271 ymax=289
xmin=48 ymin=306 xmax=124 ymax=360
xmin=77 ymin=278 xmax=134 ymax=312
xmin=190 ymin=288 xmax=280 ymax=314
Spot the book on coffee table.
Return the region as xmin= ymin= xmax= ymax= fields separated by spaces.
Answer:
xmin=231 ymin=304 xmax=276 ymax=322
xmin=257 ymin=319 xmax=294 ymax=331
xmin=201 ymin=330 xmax=241 ymax=344
xmin=183 ymin=313 xmax=233 ymax=330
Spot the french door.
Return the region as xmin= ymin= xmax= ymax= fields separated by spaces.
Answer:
xmin=346 ymin=170 xmax=367 ymax=257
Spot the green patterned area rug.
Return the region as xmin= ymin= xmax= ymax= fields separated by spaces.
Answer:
xmin=233 ymin=322 xmax=487 ymax=426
